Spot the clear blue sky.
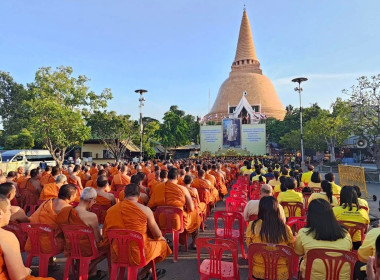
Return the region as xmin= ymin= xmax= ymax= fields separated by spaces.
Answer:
xmin=1 ymin=0 xmax=379 ymax=121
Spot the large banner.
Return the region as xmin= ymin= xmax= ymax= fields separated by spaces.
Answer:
xmin=222 ymin=119 xmax=241 ymax=148
xmin=200 ymin=123 xmax=266 ymax=156
xmin=200 ymin=125 xmax=222 ymax=154
xmin=241 ymin=124 xmax=266 ymax=155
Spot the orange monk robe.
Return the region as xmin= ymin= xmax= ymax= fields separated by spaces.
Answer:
xmin=147 ymin=172 xmax=156 ymax=183
xmin=148 ymin=182 xmax=201 ymax=234
xmin=177 ymin=176 xmax=185 ymax=186
xmin=19 ymin=180 xmax=39 ymax=207
xmin=56 ymin=207 xmax=107 ymax=257
xmin=110 ymin=173 xmax=130 ymax=192
xmin=209 ymin=171 xmax=228 ymax=196
xmin=205 ymin=173 xmax=216 ymax=188
xmin=147 ymin=178 xmax=159 ymax=193
xmin=160 ymin=165 xmax=168 ymax=171
xmin=16 ymin=175 xmax=28 ymax=186
xmin=190 ymin=170 xmax=198 ymax=177
xmin=40 ymin=183 xmax=60 ymax=200
xmin=62 ymin=170 xmax=69 ymax=177
xmin=0 ymin=245 xmax=55 ymax=280
xmin=40 ymin=171 xmax=48 ymax=178
xmin=91 ymin=173 xmax=97 ymax=181
xmin=185 ymin=186 xmax=207 ymax=217
xmin=90 ymin=167 xmax=98 ymax=176
xmin=110 ymin=166 xmax=118 ymax=176
xmin=191 ymin=178 xmax=218 ymax=204
xmin=25 ymin=199 xmax=65 ymax=254
xmin=142 ymin=167 xmax=150 ymax=176
xmin=102 ymin=200 xmax=172 ymax=264
xmin=130 ymin=169 xmax=137 ymax=176
xmin=40 ymin=174 xmax=53 ymax=186
xmin=96 ymin=194 xmax=112 ymax=207
xmin=85 ymin=179 xmax=96 ymax=189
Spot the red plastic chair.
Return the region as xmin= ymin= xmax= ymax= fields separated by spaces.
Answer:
xmin=21 ymin=223 xmax=63 ymax=277
xmin=214 ymin=211 xmax=246 ymax=259
xmin=303 ymin=249 xmax=357 ymax=280
xmin=230 ymin=190 xmax=248 ymax=201
xmin=338 ymin=221 xmax=367 ymax=244
xmin=248 ymin=243 xmax=294 ymax=280
xmin=196 ymin=237 xmax=240 ymax=280
xmin=61 ymin=224 xmax=110 ymax=280
xmin=90 ymin=204 xmax=110 ymax=224
xmin=302 ymin=193 xmax=312 ymax=212
xmin=4 ymin=221 xmax=27 ymax=252
xmin=280 ymin=202 xmax=305 ymax=218
xmin=286 ymin=216 xmax=307 ymax=235
xmin=23 ymin=203 xmax=39 ymax=216
xmin=226 ymin=197 xmax=247 ymax=213
xmin=154 ymin=206 xmax=186 ymax=262
xmin=232 ymin=184 xmax=248 ymax=194
xmin=107 ymin=229 xmax=157 ymax=280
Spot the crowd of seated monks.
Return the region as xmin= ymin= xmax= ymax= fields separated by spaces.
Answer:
xmin=0 ymin=159 xmax=237 ymax=280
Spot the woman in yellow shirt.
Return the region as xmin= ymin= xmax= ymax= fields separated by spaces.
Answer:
xmin=353 ymin=185 xmax=369 ymax=213
xmin=268 ymin=171 xmax=281 ymax=195
xmin=333 ymin=186 xmax=369 ymax=250
xmin=295 ymin=199 xmax=352 ymax=280
xmin=308 ymin=171 xmax=322 ymax=190
xmin=308 ymin=180 xmax=338 ymax=206
xmin=246 ymin=196 xmax=294 ymax=280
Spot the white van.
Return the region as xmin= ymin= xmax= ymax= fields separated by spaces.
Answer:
xmin=1 ymin=150 xmax=56 ymax=171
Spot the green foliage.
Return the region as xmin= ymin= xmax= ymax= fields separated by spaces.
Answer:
xmin=0 ymin=71 xmax=33 ymax=138
xmin=87 ymin=111 xmax=137 ymax=161
xmin=142 ymin=118 xmax=160 ymax=159
xmin=4 ymin=129 xmax=34 ymax=149
xmin=26 ymin=66 xmax=111 ymax=167
xmin=158 ymin=105 xmax=190 ymax=158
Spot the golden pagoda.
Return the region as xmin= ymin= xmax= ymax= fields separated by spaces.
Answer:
xmin=205 ymin=9 xmax=286 ymax=121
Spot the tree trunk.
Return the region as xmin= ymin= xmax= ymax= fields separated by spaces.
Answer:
xmin=330 ymin=145 xmax=336 ymax=162
xmin=164 ymin=147 xmax=167 ymax=160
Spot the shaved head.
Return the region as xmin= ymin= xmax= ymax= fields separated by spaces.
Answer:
xmin=0 ymin=194 xmax=9 ymax=212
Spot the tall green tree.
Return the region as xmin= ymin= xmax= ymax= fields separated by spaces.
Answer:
xmin=344 ymin=74 xmax=380 ymax=168
xmin=26 ymin=66 xmax=112 ymax=167
xmin=158 ymin=105 xmax=190 ymax=159
xmin=4 ymin=128 xmax=34 ymax=149
xmin=87 ymin=111 xmax=137 ymax=162
xmin=0 ymin=71 xmax=32 ymax=139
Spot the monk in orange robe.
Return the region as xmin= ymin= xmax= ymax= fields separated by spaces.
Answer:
xmin=147 ymin=169 xmax=161 ymax=193
xmin=80 ymin=167 xmax=91 ymax=186
xmin=68 ymin=165 xmax=83 ymax=190
xmin=89 ymin=163 xmax=98 ymax=176
xmin=18 ymin=169 xmax=42 ymax=208
xmin=147 ymin=165 xmax=159 ymax=184
xmin=95 ymin=176 xmax=115 ymax=207
xmin=0 ymin=196 xmax=55 ymax=280
xmin=103 ymin=183 xmax=171 ymax=279
xmin=39 ymin=167 xmax=53 ymax=186
xmin=210 ymin=165 xmax=228 ymax=196
xmin=118 ymin=174 xmax=149 ymax=205
xmin=56 ymin=187 xmax=108 ymax=278
xmin=148 ymin=168 xmax=201 ymax=248
xmin=183 ymin=175 xmax=207 ymax=217
xmin=0 ymin=183 xmax=29 ymax=223
xmin=177 ymin=169 xmax=186 ymax=186
xmin=191 ymin=169 xmax=219 ymax=204
xmin=110 ymin=166 xmax=130 ymax=193
xmin=26 ymin=184 xmax=77 ymax=256
xmin=40 ymin=174 xmax=67 ymax=200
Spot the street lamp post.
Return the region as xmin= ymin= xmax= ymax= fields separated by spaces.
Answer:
xmin=292 ymin=77 xmax=308 ymax=166
xmin=135 ymin=89 xmax=147 ymax=162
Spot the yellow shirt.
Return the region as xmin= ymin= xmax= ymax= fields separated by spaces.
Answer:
xmin=308 ymin=181 xmax=321 ymax=189
xmin=268 ymin=179 xmax=281 ymax=187
xmin=332 ymin=205 xmax=369 ymax=242
xmin=301 ymin=171 xmax=313 ymax=184
xmin=358 ymin=227 xmax=380 ymax=263
xmin=295 ymin=228 xmax=352 ymax=280
xmin=331 ymin=182 xmax=341 ymax=195
xmin=278 ymin=190 xmax=303 ymax=217
xmin=358 ymin=198 xmax=369 ymax=212
xmin=246 ymin=219 xmax=294 ymax=280
xmin=308 ymin=192 xmax=338 ymax=207
xmin=243 ymin=169 xmax=254 ymax=176
xmin=251 ymin=175 xmax=266 ymax=183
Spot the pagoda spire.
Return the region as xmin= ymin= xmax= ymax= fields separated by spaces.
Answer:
xmin=231 ymin=9 xmax=261 ymax=73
